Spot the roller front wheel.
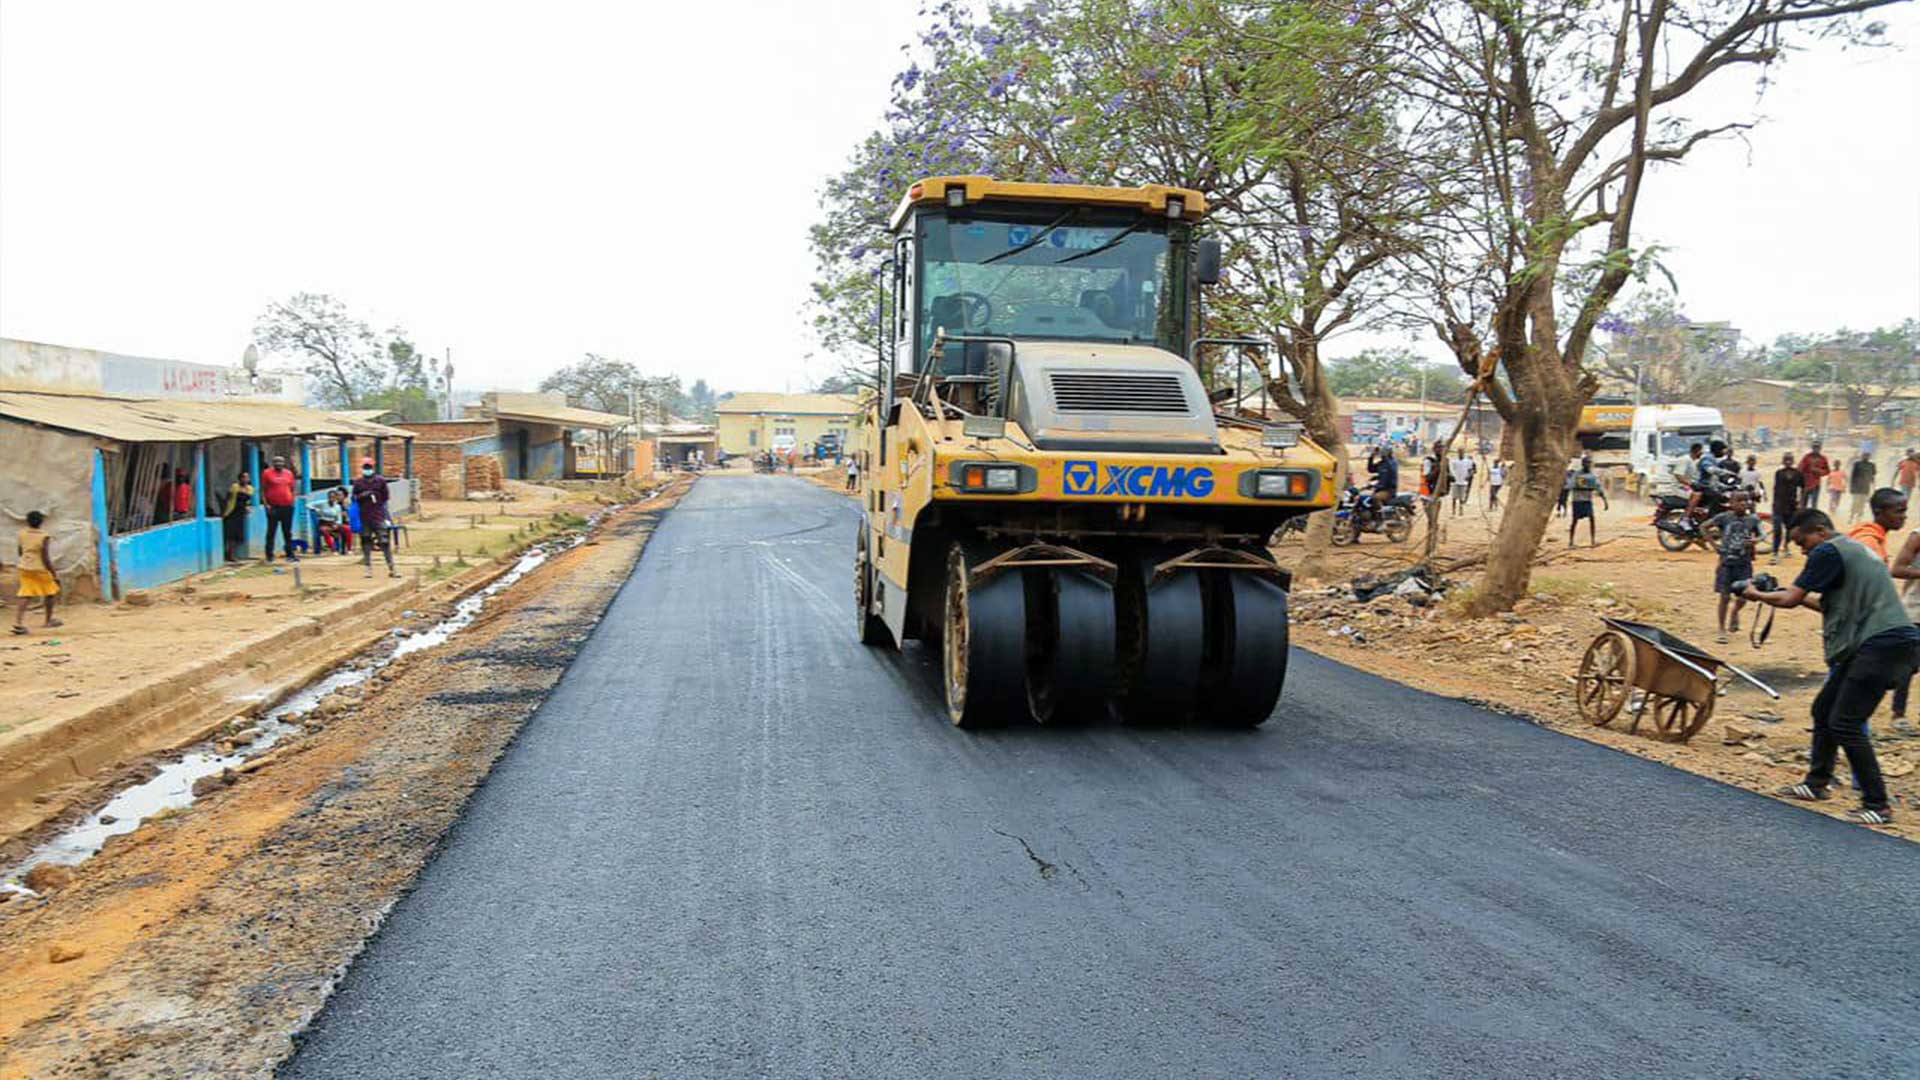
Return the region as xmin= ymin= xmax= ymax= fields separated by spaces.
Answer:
xmin=855 ymin=524 xmax=893 ymax=647
xmin=943 ymin=543 xmax=1027 ymax=728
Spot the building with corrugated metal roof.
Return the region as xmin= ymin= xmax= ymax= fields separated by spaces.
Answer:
xmin=354 ymin=391 xmax=632 ymax=499
xmin=0 ymin=338 xmax=419 ymax=598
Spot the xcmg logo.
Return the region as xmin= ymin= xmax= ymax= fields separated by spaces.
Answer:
xmin=1062 ymin=461 xmax=1215 ymax=498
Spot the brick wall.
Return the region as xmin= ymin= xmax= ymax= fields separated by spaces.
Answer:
xmin=412 ymin=441 xmax=467 ymax=499
xmin=398 ymin=420 xmax=499 ymax=441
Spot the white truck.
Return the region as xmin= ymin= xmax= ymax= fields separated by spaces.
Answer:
xmin=1628 ymin=404 xmax=1729 ymax=495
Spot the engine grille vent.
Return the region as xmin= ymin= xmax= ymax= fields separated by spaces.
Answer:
xmin=1048 ymin=372 xmax=1191 ymax=415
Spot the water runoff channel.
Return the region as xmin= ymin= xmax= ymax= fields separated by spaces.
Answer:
xmin=0 ymin=500 xmax=637 ymax=900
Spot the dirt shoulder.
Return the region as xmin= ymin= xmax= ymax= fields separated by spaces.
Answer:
xmin=1278 ymin=496 xmax=1920 ymax=840
xmin=0 ymin=477 xmax=692 ymax=1079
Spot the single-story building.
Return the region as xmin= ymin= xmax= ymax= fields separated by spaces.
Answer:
xmin=1716 ymin=377 xmax=1920 ymax=438
xmin=646 ymin=421 xmax=718 ymax=469
xmin=0 ymin=391 xmax=414 ymax=599
xmin=333 ymin=392 xmax=630 ymax=500
xmin=715 ymin=393 xmax=858 ymax=457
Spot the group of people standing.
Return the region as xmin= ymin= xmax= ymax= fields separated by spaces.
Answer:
xmin=1435 ymin=449 xmax=1509 ymax=513
xmin=213 ymin=455 xmax=399 ymax=578
xmin=1762 ymin=442 xmax=1920 ymax=532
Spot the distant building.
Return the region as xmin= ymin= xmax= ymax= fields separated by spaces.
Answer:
xmin=1 ymin=337 xmax=305 ymax=402
xmin=1718 ymin=377 xmax=1920 ymax=438
xmin=715 ymin=393 xmax=858 ymax=457
xmin=1338 ymin=398 xmax=1500 ymax=448
xmin=644 ymin=420 xmax=718 ymax=470
xmin=378 ymin=391 xmax=631 ymax=499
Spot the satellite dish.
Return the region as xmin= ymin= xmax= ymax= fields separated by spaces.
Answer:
xmin=242 ymin=344 xmax=260 ymax=376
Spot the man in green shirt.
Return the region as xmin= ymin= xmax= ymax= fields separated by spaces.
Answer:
xmin=1745 ymin=509 xmax=1918 ymax=825
xmin=1566 ymin=456 xmax=1608 ymax=547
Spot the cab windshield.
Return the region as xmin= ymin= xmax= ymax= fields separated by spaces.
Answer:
xmin=1658 ymin=426 xmax=1726 ymax=457
xmin=916 ymin=209 xmax=1187 ymax=358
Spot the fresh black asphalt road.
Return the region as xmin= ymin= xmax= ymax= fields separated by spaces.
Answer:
xmin=286 ymin=475 xmax=1919 ymax=1079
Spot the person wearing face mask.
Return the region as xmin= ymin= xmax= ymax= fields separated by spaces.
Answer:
xmin=350 ymin=459 xmax=399 ymax=579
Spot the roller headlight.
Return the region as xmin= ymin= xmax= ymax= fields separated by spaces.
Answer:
xmin=1241 ymin=469 xmax=1317 ymax=500
xmin=950 ymin=462 xmax=1033 ymax=494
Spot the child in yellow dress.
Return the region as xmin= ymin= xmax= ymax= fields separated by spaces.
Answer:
xmin=11 ymin=510 xmax=61 ymax=635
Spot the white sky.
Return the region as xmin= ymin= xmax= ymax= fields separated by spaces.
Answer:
xmin=2 ymin=2 xmax=1915 ymax=396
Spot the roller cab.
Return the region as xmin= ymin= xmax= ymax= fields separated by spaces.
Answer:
xmin=854 ymin=176 xmax=1336 ymax=728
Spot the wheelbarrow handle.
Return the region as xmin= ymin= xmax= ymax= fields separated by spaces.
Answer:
xmin=1719 ymin=661 xmax=1782 ymax=700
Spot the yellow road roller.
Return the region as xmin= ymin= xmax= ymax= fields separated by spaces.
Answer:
xmin=854 ymin=176 xmax=1338 ymax=727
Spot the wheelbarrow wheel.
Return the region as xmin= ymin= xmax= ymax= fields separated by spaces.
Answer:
xmin=1649 ymin=692 xmax=1715 ymax=742
xmin=1577 ymin=630 xmax=1636 ymax=726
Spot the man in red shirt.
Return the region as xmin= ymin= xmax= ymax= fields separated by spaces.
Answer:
xmin=1798 ymin=442 xmax=1832 ymax=512
xmin=171 ymin=468 xmax=193 ymax=518
xmin=260 ymin=454 xmax=300 ymax=562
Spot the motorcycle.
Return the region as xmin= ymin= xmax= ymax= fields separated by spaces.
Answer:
xmin=1331 ymin=487 xmax=1415 ymax=545
xmin=1652 ymin=493 xmax=1722 ymax=552
xmin=1651 ymin=472 xmax=1751 ymax=552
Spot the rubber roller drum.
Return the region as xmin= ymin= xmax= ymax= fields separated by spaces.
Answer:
xmin=1110 ymin=556 xmax=1206 ymax=724
xmin=1024 ymin=569 xmax=1115 ymax=724
xmin=942 ymin=542 xmax=1028 ymax=728
xmin=1202 ymin=571 xmax=1289 ymax=727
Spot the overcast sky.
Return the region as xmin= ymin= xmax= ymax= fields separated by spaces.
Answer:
xmin=1 ymin=2 xmax=1914 ymax=397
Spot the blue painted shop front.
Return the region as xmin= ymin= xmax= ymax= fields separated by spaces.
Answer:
xmin=108 ymin=518 xmax=224 ymax=592
xmin=90 ymin=437 xmax=413 ymax=596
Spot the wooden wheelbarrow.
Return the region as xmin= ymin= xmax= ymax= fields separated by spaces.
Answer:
xmin=1575 ymin=617 xmax=1780 ymax=742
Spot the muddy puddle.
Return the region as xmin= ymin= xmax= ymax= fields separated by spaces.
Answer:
xmin=0 ymin=518 xmax=614 ymax=899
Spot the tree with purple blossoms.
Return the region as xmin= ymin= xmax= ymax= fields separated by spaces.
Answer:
xmin=1375 ymin=0 xmax=1903 ymax=613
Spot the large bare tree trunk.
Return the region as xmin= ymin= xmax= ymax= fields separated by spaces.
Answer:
xmin=1469 ymin=356 xmax=1584 ymax=614
xmin=1282 ymin=359 xmax=1347 ymax=581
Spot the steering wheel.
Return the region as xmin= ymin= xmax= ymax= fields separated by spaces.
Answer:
xmin=951 ymin=291 xmax=994 ymax=330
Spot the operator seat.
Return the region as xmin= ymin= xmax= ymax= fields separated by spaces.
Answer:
xmin=1078 ymin=289 xmax=1119 ymax=328
xmin=928 ymin=294 xmax=967 ymax=337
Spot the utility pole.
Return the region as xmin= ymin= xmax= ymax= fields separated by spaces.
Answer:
xmin=1826 ymin=360 xmax=1839 ymax=440
xmin=1418 ymin=361 xmax=1429 ymax=447
xmin=442 ymin=349 xmax=455 ymax=421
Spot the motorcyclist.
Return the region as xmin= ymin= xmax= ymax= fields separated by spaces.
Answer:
xmin=1685 ymin=439 xmax=1742 ymax=528
xmin=1361 ymin=446 xmax=1400 ymax=526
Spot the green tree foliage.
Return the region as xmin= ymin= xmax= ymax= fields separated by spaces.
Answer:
xmin=1762 ymin=319 xmax=1920 ymax=424
xmin=686 ymin=379 xmax=718 ymax=423
xmin=538 ymin=353 xmax=693 ymax=424
xmin=1592 ymin=292 xmax=1748 ymax=405
xmin=360 ymin=386 xmax=441 ymax=423
xmin=1326 ymin=347 xmax=1467 ymax=403
xmin=253 ymin=293 xmax=385 ymax=409
xmin=539 ymin=353 xmax=642 ymax=415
